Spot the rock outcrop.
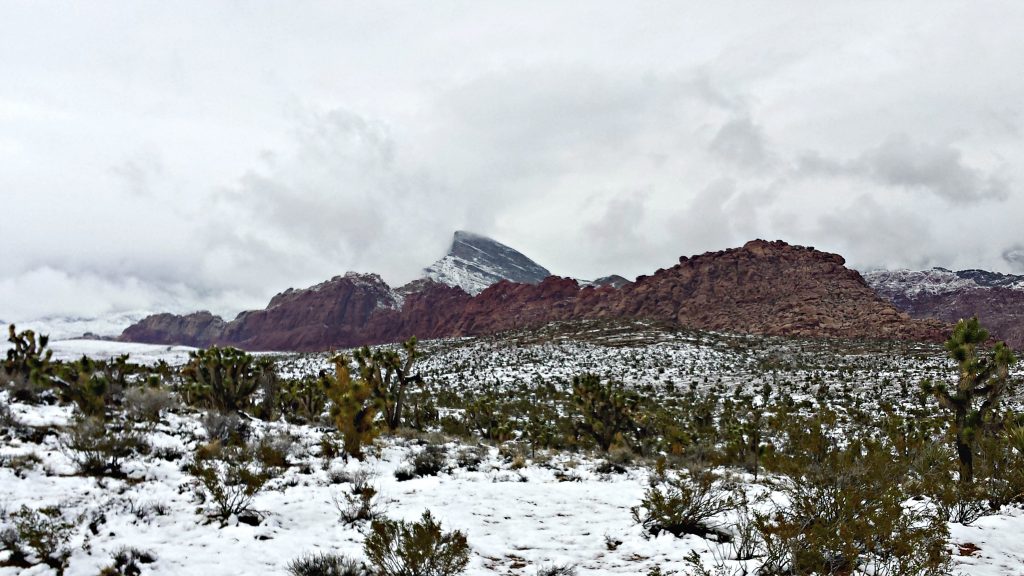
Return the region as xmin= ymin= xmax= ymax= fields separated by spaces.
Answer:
xmin=122 ymin=239 xmax=945 ymax=351
xmin=119 ymin=311 xmax=227 ymax=347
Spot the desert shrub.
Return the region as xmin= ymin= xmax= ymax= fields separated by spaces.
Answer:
xmin=255 ymin=431 xmax=295 ymax=470
xmin=99 ymin=546 xmax=157 ymax=576
xmin=0 ymin=400 xmax=13 ymax=428
xmin=181 ymin=346 xmax=265 ymax=413
xmin=288 ymin=552 xmax=371 ymax=576
xmin=757 ymin=447 xmax=951 ymax=576
xmin=571 ymin=373 xmax=641 ymax=452
xmin=462 ymin=394 xmax=514 ymax=442
xmin=975 ymin=431 xmax=1024 ymax=509
xmin=1 ymin=505 xmax=74 ymax=574
xmin=201 ymin=410 xmax=247 ymax=444
xmin=405 ymin=389 xmax=440 ymax=431
xmin=123 ymin=385 xmax=177 ymax=423
xmin=535 ymin=564 xmax=576 ymax=576
xmin=62 ymin=416 xmax=148 ymax=476
xmin=631 ymin=465 xmax=736 ymax=541
xmin=334 ymin=470 xmax=384 ymax=525
xmin=189 ymin=441 xmax=272 ymax=524
xmin=0 ymin=452 xmax=43 ymax=478
xmin=364 ymin=510 xmax=470 ymax=576
xmin=409 ymin=444 xmax=448 ymax=478
xmin=454 ymin=446 xmax=486 ymax=471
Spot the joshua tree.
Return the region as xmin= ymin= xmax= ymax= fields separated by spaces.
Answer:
xmin=350 ymin=337 xmax=423 ymax=432
xmin=181 ymin=346 xmax=266 ymax=413
xmin=923 ymin=317 xmax=1017 ymax=483
xmin=323 ymin=338 xmax=423 ymax=458
xmin=571 ymin=373 xmax=640 ymax=452
xmin=3 ymin=324 xmax=56 ymax=390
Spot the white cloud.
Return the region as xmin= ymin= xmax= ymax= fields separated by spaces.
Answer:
xmin=1 ymin=1 xmax=1023 ymax=323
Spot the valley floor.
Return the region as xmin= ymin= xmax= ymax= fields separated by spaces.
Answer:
xmin=3 ymin=331 xmax=1024 ymax=575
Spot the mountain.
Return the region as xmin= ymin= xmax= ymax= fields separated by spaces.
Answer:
xmin=120 ymin=239 xmax=943 ymax=351
xmin=864 ymin=267 xmax=1024 ymax=348
xmin=423 ymin=231 xmax=551 ymax=295
xmin=582 ymin=275 xmax=632 ymax=289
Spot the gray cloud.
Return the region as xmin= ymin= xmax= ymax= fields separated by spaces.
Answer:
xmin=814 ymin=195 xmax=935 ymax=271
xmin=2 ymin=2 xmax=1024 ymax=326
xmin=1003 ymin=246 xmax=1024 ymax=272
xmin=709 ymin=115 xmax=773 ymax=171
xmin=796 ymin=134 xmax=1012 ymax=204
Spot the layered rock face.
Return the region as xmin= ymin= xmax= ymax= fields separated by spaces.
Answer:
xmin=865 ymin=268 xmax=1024 ymax=348
xmin=121 ymin=239 xmax=944 ymax=351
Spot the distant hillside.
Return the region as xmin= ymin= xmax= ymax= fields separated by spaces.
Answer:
xmin=864 ymin=267 xmax=1024 ymax=348
xmin=121 ymin=239 xmax=943 ymax=351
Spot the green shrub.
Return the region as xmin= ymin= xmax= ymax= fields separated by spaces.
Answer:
xmin=62 ymin=416 xmax=148 ymax=477
xmin=287 ymin=552 xmax=370 ymax=576
xmin=364 ymin=510 xmax=470 ymax=576
xmin=99 ymin=546 xmax=157 ymax=576
xmin=123 ymin=385 xmax=177 ymax=423
xmin=631 ymin=465 xmax=736 ymax=541
xmin=189 ymin=441 xmax=272 ymax=524
xmin=409 ymin=444 xmax=447 ymax=478
xmin=59 ymin=356 xmax=111 ymax=418
xmin=454 ymin=446 xmax=486 ymax=471
xmin=757 ymin=450 xmax=951 ymax=576
xmin=1 ymin=505 xmax=74 ymax=574
xmin=324 ymin=353 xmax=382 ymax=460
xmin=334 ymin=470 xmax=384 ymax=525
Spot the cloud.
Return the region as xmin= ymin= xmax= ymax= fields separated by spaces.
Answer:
xmin=1003 ymin=246 xmax=1024 ymax=272
xmin=110 ymin=150 xmax=164 ymax=197
xmin=709 ymin=114 xmax=773 ymax=171
xmin=3 ymin=3 xmax=1024 ymax=326
xmin=815 ymin=194 xmax=934 ymax=270
xmin=796 ymin=134 xmax=1012 ymax=204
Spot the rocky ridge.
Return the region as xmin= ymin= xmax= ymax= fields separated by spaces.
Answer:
xmin=865 ymin=268 xmax=1024 ymax=348
xmin=121 ymin=239 xmax=944 ymax=351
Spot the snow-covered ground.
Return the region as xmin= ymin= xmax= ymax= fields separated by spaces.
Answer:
xmin=3 ymin=330 xmax=1024 ymax=575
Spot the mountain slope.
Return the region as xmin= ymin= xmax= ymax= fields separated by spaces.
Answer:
xmin=121 ymin=239 xmax=943 ymax=351
xmin=864 ymin=267 xmax=1024 ymax=348
xmin=424 ymin=231 xmax=551 ymax=294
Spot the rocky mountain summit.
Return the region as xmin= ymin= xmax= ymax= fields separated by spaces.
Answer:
xmin=424 ymin=231 xmax=551 ymax=295
xmin=121 ymin=239 xmax=943 ymax=351
xmin=864 ymin=267 xmax=1024 ymax=348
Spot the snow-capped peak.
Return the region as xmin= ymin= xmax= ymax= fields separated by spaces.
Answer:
xmin=423 ymin=231 xmax=552 ymax=295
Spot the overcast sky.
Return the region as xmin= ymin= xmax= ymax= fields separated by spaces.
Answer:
xmin=3 ymin=1 xmax=1024 ymax=323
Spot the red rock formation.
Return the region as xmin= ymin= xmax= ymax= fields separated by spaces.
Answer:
xmin=120 ymin=240 xmax=946 ymax=351
xmin=119 ymin=311 xmax=226 ymax=347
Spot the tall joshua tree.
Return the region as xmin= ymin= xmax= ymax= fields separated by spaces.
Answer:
xmin=923 ymin=317 xmax=1016 ymax=483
